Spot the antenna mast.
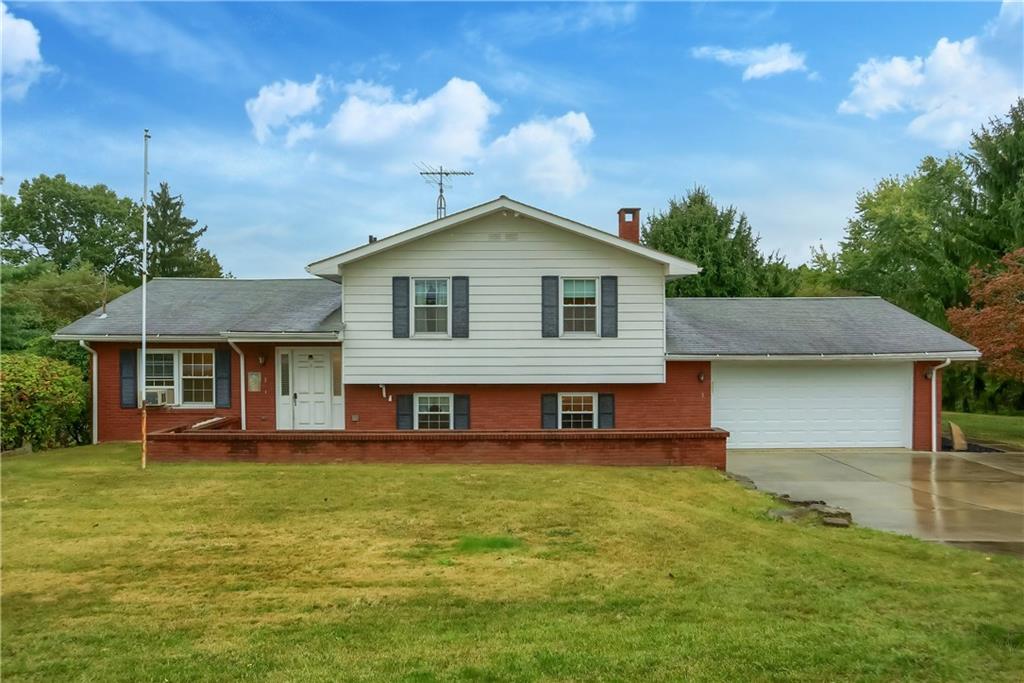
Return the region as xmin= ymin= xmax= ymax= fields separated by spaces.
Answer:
xmin=417 ymin=164 xmax=473 ymax=219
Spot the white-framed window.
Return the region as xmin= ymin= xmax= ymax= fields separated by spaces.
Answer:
xmin=144 ymin=352 xmax=176 ymax=405
xmin=561 ymin=278 xmax=598 ymax=335
xmin=412 ymin=278 xmax=450 ymax=336
xmin=143 ymin=349 xmax=216 ymax=408
xmin=414 ymin=393 xmax=453 ymax=430
xmin=558 ymin=392 xmax=597 ymax=429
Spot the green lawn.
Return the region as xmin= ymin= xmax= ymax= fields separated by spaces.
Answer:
xmin=3 ymin=445 xmax=1023 ymax=682
xmin=944 ymin=411 xmax=1024 ymax=451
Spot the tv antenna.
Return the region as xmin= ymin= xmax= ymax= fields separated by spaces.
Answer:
xmin=417 ymin=163 xmax=473 ymax=219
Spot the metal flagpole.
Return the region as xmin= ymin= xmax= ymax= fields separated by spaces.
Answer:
xmin=141 ymin=129 xmax=150 ymax=469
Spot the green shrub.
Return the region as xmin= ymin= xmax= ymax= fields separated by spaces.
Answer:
xmin=1 ymin=353 xmax=88 ymax=451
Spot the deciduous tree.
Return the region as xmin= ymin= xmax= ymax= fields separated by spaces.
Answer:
xmin=947 ymin=248 xmax=1024 ymax=382
xmin=642 ymin=186 xmax=796 ymax=297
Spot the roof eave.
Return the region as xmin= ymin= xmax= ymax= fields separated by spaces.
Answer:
xmin=665 ymin=351 xmax=981 ymax=361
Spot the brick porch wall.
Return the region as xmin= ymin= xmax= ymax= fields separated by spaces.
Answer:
xmin=148 ymin=429 xmax=729 ymax=468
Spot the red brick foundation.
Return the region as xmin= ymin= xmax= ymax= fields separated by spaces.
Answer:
xmin=148 ymin=429 xmax=728 ymax=468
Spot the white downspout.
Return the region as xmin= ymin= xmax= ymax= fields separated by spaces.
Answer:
xmin=227 ymin=340 xmax=246 ymax=430
xmin=79 ymin=340 xmax=99 ymax=444
xmin=930 ymin=358 xmax=952 ymax=452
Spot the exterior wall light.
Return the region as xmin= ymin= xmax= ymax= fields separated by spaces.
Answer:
xmin=697 ymin=371 xmax=706 ymax=383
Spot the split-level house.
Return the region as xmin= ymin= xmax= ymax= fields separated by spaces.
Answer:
xmin=55 ymin=197 xmax=980 ymax=467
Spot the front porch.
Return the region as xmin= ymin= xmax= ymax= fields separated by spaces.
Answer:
xmin=148 ymin=419 xmax=728 ymax=468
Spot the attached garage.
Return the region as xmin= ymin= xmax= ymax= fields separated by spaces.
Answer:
xmin=711 ymin=362 xmax=912 ymax=448
xmin=665 ymin=297 xmax=981 ymax=451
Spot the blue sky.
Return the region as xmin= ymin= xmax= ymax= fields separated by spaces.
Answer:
xmin=3 ymin=1 xmax=1022 ymax=277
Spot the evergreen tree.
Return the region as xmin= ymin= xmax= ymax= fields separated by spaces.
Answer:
xmin=146 ymin=182 xmax=225 ymax=280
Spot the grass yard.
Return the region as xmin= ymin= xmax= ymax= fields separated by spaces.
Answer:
xmin=3 ymin=445 xmax=1023 ymax=682
xmin=944 ymin=411 xmax=1024 ymax=451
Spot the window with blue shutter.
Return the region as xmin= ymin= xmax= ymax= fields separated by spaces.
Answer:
xmin=541 ymin=276 xmax=559 ymax=337
xmin=215 ymin=349 xmax=231 ymax=408
xmin=393 ymin=277 xmax=410 ymax=338
xmin=600 ymin=276 xmax=617 ymax=338
xmin=120 ymin=349 xmax=137 ymax=408
xmin=452 ymin=277 xmax=469 ymax=338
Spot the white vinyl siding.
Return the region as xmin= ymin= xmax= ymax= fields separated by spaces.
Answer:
xmin=341 ymin=214 xmax=666 ymax=383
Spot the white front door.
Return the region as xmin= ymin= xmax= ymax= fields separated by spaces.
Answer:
xmin=277 ymin=349 xmax=336 ymax=430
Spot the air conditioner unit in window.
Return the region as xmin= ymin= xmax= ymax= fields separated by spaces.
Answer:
xmin=144 ymin=389 xmax=174 ymax=406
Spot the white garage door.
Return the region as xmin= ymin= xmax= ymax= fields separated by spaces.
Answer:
xmin=711 ymin=362 xmax=913 ymax=449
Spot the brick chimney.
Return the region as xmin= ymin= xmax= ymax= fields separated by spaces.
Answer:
xmin=618 ymin=208 xmax=640 ymax=243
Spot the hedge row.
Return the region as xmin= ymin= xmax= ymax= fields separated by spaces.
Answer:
xmin=1 ymin=353 xmax=88 ymax=451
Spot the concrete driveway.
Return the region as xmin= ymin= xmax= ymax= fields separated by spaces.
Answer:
xmin=727 ymin=449 xmax=1024 ymax=557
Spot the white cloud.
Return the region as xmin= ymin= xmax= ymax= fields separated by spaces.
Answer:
xmin=1 ymin=2 xmax=50 ymax=100
xmin=691 ymin=43 xmax=809 ymax=80
xmin=485 ymin=112 xmax=594 ymax=196
xmin=284 ymin=122 xmax=317 ymax=148
xmin=488 ymin=2 xmax=637 ymax=42
xmin=244 ymin=75 xmax=596 ymax=195
xmin=245 ymin=76 xmax=324 ymax=144
xmin=326 ymin=77 xmax=498 ymax=163
xmin=839 ymin=33 xmax=1022 ymax=147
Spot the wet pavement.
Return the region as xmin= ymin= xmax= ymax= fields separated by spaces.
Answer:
xmin=727 ymin=449 xmax=1024 ymax=557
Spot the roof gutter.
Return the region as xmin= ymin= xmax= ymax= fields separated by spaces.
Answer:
xmin=53 ymin=331 xmax=345 ymax=343
xmin=53 ymin=334 xmax=224 ymax=343
xmin=929 ymin=358 xmax=953 ymax=452
xmin=666 ymin=351 xmax=981 ymax=362
xmin=226 ymin=339 xmax=247 ymax=431
xmin=79 ymin=340 xmax=98 ymax=445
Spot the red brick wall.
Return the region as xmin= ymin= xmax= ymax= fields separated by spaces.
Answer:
xmin=94 ymin=342 xmax=241 ymax=442
xmin=912 ymin=361 xmax=944 ymax=451
xmin=344 ymin=361 xmax=712 ymax=431
xmin=94 ymin=342 xmax=346 ymax=440
xmin=93 ymin=347 xmax=709 ymax=441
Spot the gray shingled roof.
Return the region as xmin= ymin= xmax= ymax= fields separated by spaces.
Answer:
xmin=665 ymin=297 xmax=978 ymax=356
xmin=55 ymin=278 xmax=342 ymax=337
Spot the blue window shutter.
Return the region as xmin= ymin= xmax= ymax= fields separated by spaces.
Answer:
xmin=598 ymin=393 xmax=615 ymax=429
xmin=120 ymin=349 xmax=137 ymax=409
xmin=215 ymin=349 xmax=232 ymax=408
xmin=601 ymin=276 xmax=618 ymax=338
xmin=452 ymin=276 xmax=469 ymax=338
xmin=453 ymin=394 xmax=470 ymax=429
xmin=541 ymin=393 xmax=558 ymax=429
xmin=396 ymin=395 xmax=414 ymax=429
xmin=393 ymin=277 xmax=410 ymax=338
xmin=541 ymin=276 xmax=559 ymax=338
